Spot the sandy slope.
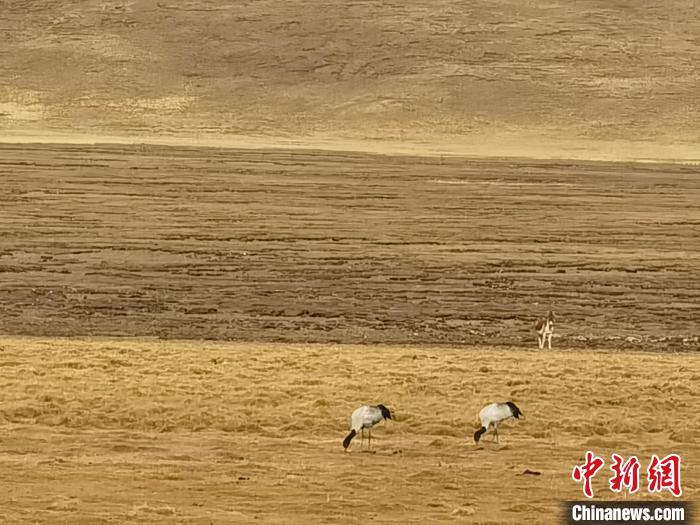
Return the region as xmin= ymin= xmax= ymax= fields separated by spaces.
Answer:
xmin=1 ymin=1 xmax=699 ymax=162
xmin=0 ymin=338 xmax=697 ymax=524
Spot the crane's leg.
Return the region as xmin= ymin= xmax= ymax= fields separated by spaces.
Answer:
xmin=493 ymin=425 xmax=499 ymax=443
xmin=368 ymin=429 xmax=372 ymax=449
xmin=360 ymin=429 xmax=365 ymax=448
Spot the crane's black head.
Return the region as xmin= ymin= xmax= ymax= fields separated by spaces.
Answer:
xmin=376 ymin=404 xmax=392 ymax=420
xmin=506 ymin=401 xmax=523 ymax=419
xmin=343 ymin=429 xmax=356 ymax=450
xmin=474 ymin=426 xmax=487 ymax=443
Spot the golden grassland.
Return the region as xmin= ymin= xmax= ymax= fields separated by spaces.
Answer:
xmin=0 ymin=337 xmax=697 ymax=523
xmin=2 ymin=4 xmax=698 ymax=523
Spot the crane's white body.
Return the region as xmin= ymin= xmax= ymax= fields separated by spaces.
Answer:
xmin=474 ymin=402 xmax=522 ymax=443
xmin=351 ymin=405 xmax=386 ymax=432
xmin=479 ymin=403 xmax=516 ymax=429
xmin=343 ymin=404 xmax=392 ymax=451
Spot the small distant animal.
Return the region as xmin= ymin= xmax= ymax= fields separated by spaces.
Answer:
xmin=343 ymin=404 xmax=393 ymax=451
xmin=474 ymin=401 xmax=523 ymax=443
xmin=535 ymin=310 xmax=555 ymax=349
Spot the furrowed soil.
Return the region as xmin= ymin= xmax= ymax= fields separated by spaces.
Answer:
xmin=0 ymin=339 xmax=698 ymax=524
xmin=0 ymin=143 xmax=698 ymax=350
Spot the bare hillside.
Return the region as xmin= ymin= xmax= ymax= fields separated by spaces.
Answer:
xmin=1 ymin=1 xmax=698 ymax=160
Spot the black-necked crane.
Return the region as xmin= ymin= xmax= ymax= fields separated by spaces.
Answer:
xmin=474 ymin=401 xmax=523 ymax=443
xmin=342 ymin=404 xmax=393 ymax=451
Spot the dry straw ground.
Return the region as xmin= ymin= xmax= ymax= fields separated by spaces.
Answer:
xmin=1 ymin=1 xmax=699 ymax=523
xmin=0 ymin=134 xmax=698 ymax=525
xmin=0 ymin=338 xmax=698 ymax=524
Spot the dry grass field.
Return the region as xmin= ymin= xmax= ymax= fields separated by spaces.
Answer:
xmin=0 ymin=338 xmax=698 ymax=524
xmin=1 ymin=1 xmax=699 ymax=523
